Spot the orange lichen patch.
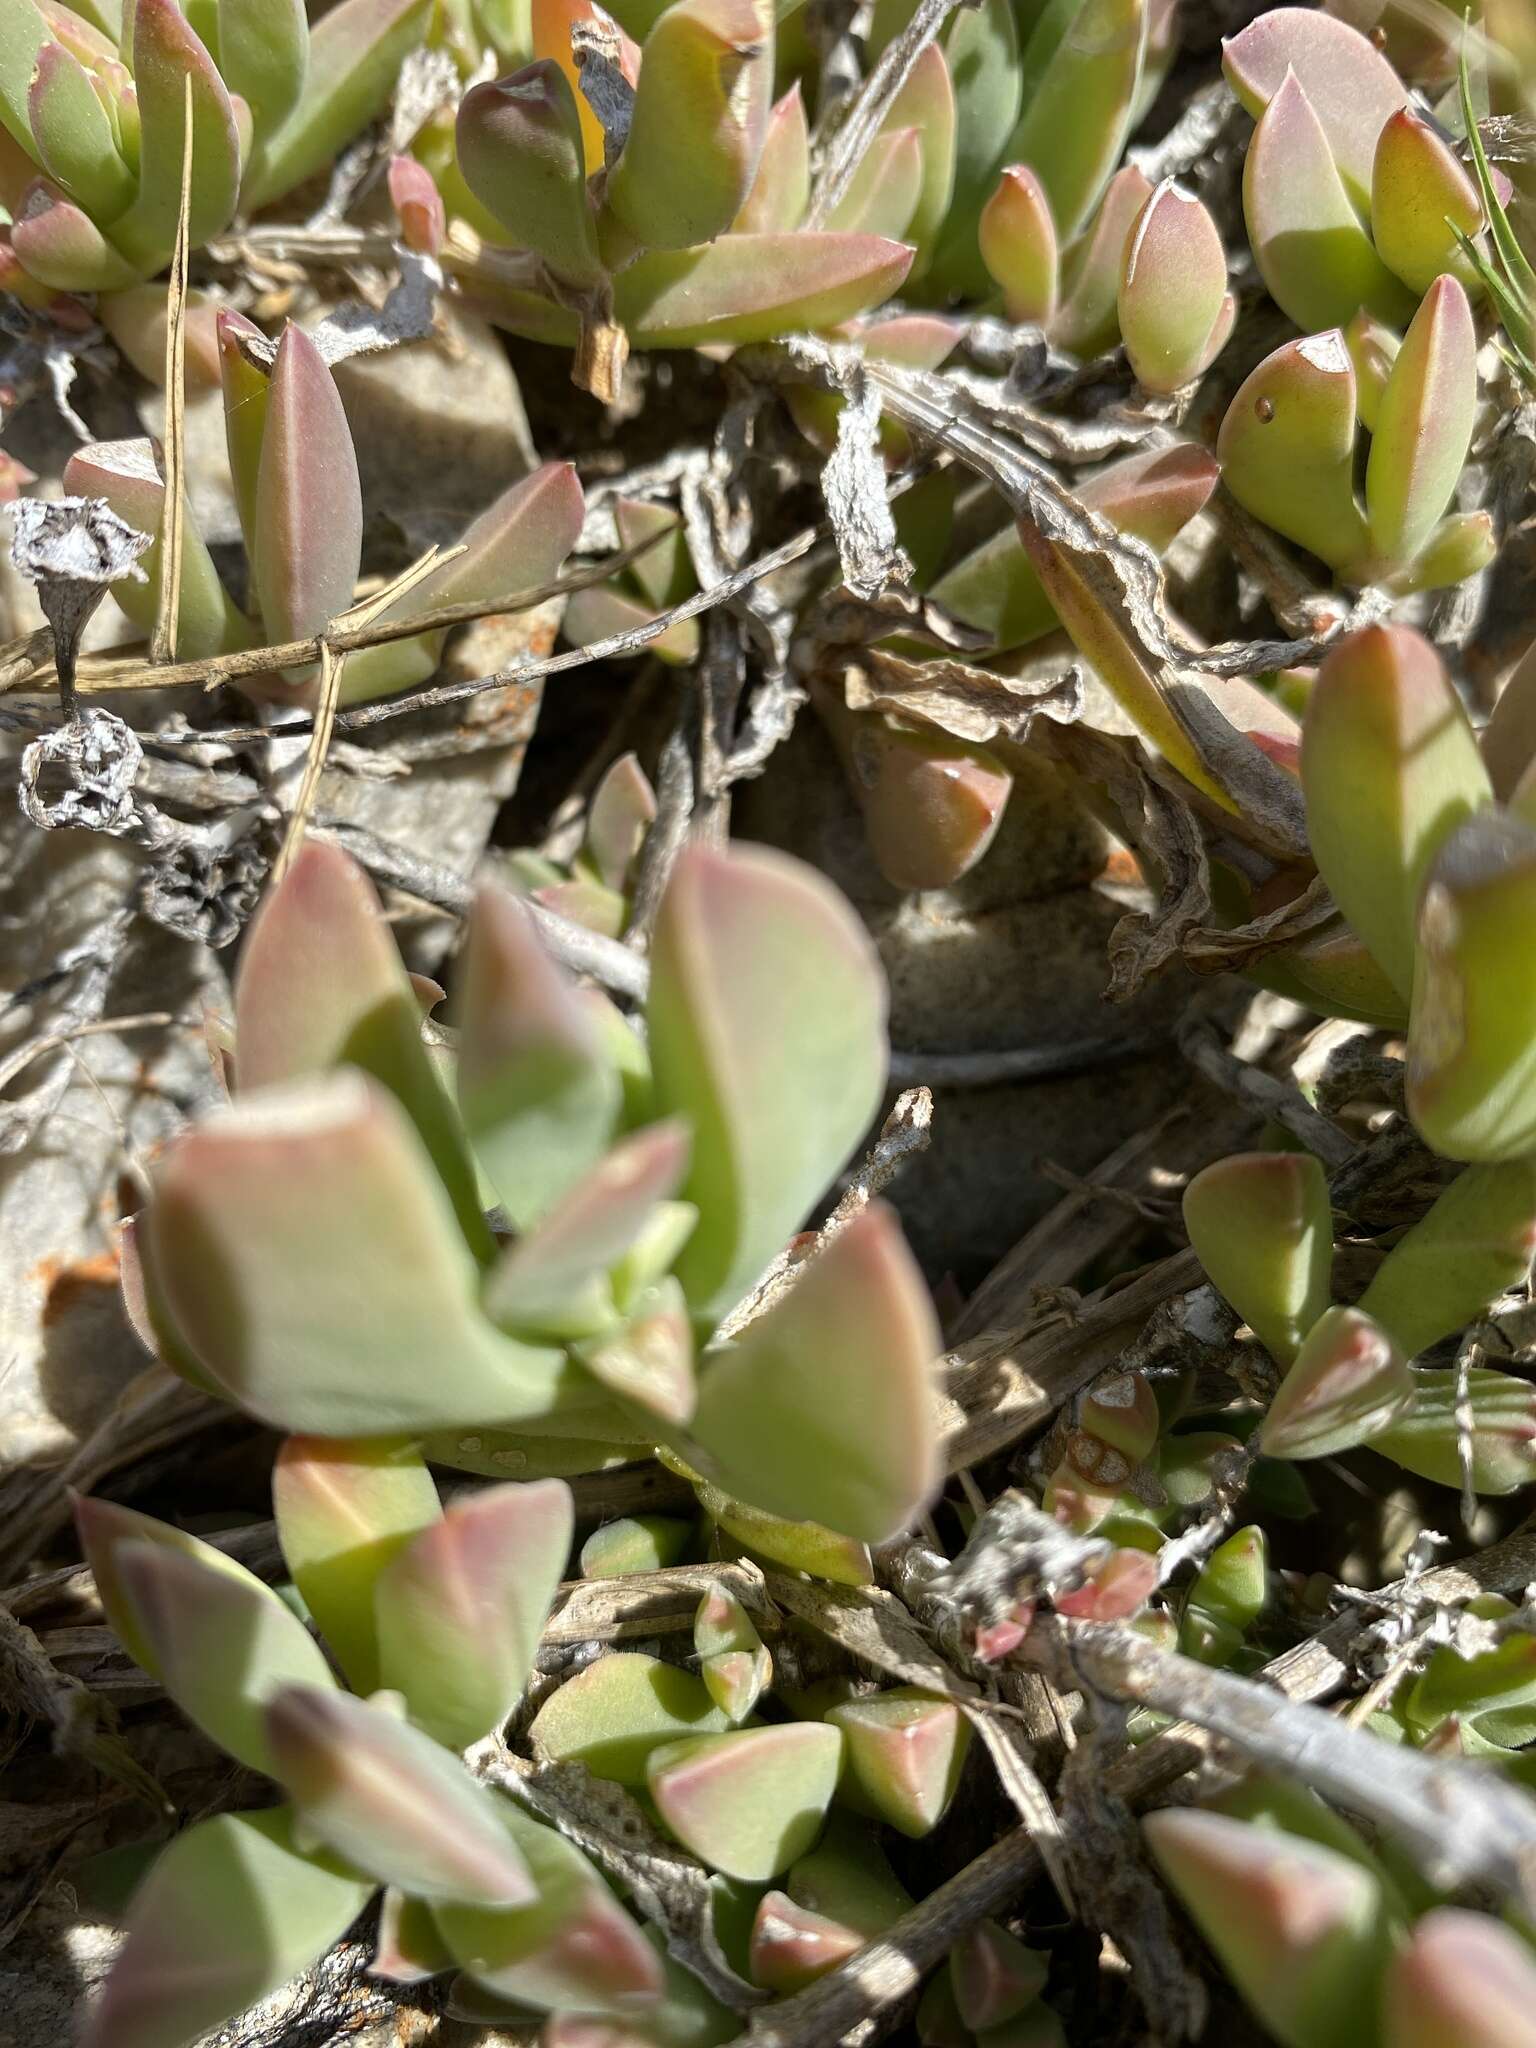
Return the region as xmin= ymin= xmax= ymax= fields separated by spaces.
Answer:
xmin=36 ymin=1249 xmax=122 ymax=1327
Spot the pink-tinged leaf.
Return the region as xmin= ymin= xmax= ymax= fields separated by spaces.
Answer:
xmin=648 ymin=844 xmax=887 ymax=1327
xmin=882 ymin=42 xmax=954 ymax=272
xmin=1005 ymin=0 xmax=1147 ymax=241
xmin=979 ymin=164 xmax=1058 ymax=327
xmin=235 ymin=842 xmax=490 ymax=1254
xmin=531 ymin=1650 xmax=733 ymax=1787
xmin=648 ymin=1722 xmax=843 ymax=1881
xmin=733 ymin=82 xmax=808 ymax=233
xmin=841 ymin=714 xmax=1012 ymax=892
xmin=78 ymin=1810 xmax=372 ymax=2048
xmin=456 ymin=883 xmax=623 ymax=1231
xmin=434 ymin=1799 xmax=665 ymax=2014
xmin=254 ymin=322 xmax=363 ymax=645
xmin=564 ymin=579 xmax=700 ymax=667
xmin=113 ymin=1539 xmax=337 ymax=1772
xmin=1383 ymin=1908 xmax=1536 ymax=2048
xmin=372 ymin=1888 xmax=455 ymax=1984
xmin=587 ymin=750 xmax=658 ymax=890
xmin=951 ymin=1920 xmax=1049 ymax=2032
xmin=372 ymin=1479 xmax=574 ymax=1750
xmin=1242 ymin=70 xmax=1415 ymax=333
xmin=106 ymin=0 xmax=240 ymax=273
xmin=215 ymin=0 xmax=306 ymax=137
xmin=1389 ymin=508 xmax=1495 ymax=597
xmin=1182 ymin=1151 xmax=1332 ymax=1370
xmin=578 ymin=1275 xmax=698 ymax=1427
xmin=1260 ymin=1306 xmax=1413 ymax=1459
xmin=271 ymin=1434 xmax=441 ymax=1697
xmin=144 ymin=1070 xmax=581 ymax=1436
xmin=1371 ymin=105 xmax=1484 ymax=297
xmin=1365 ymin=274 xmax=1478 ymax=571
xmin=484 ymin=1121 xmax=691 ymax=1337
xmin=97 ymin=287 xmax=226 ymax=391
xmin=614 ymin=231 xmax=912 ymax=345
xmin=1343 ymin=306 xmax=1399 ymax=434
xmin=689 ymin=1203 xmax=939 ymax=1541
xmin=1050 ymin=162 xmax=1152 ymax=356
xmin=1222 ymin=5 xmax=1408 ymax=214
xmin=606 ymin=0 xmax=774 ymax=251
xmin=826 ymin=1686 xmax=969 ymax=1839
xmin=1358 ymin=1159 xmax=1536 ymax=1361
xmin=239 ymin=0 xmax=432 ymax=209
xmin=62 ymin=436 xmax=251 ymax=661
xmin=579 ymin=1513 xmax=691 ymax=1577
xmin=28 ymin=38 xmax=133 ymax=219
xmin=266 ymin=1685 xmax=537 ymax=1906
xmin=117 ymin=1213 xmax=225 ymax=1396
xmin=1054 ymin=1544 xmax=1159 ymax=1621
xmin=10 ymin=175 xmax=140 ymax=288
xmin=695 ymin=1581 xmax=770 ymax=1721
xmin=1375 ymin=1364 xmax=1536 ymax=1495
xmin=1301 ymin=623 xmax=1491 ymax=1000
xmin=825 ymin=125 xmax=924 ymax=242
xmin=933 ymin=440 xmax=1217 ymax=651
xmin=1215 ymin=331 xmax=1372 ymax=575
xmin=1143 ymin=1807 xmax=1393 ymax=2048
xmin=456 ymin=64 xmax=605 ymax=286
xmin=1408 ymin=811 xmax=1536 ymax=1163
xmin=388 ymin=150 xmax=445 ymax=255
xmin=1117 ymin=179 xmax=1228 ymax=394
xmin=216 ymin=306 xmax=269 ymax=578
xmin=751 ymin=1893 xmax=866 ymax=1992
xmin=0 ymin=0 xmax=52 ymax=169
xmin=73 ymin=1492 xmax=268 ymax=1681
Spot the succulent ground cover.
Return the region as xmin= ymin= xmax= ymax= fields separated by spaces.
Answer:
xmin=7 ymin=2 xmax=1536 ymax=2046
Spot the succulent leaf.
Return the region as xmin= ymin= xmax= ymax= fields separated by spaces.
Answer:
xmin=106 ymin=0 xmax=241 ymax=274
xmin=530 ymin=1650 xmax=733 ymax=1786
xmin=456 ymin=63 xmax=606 ymax=286
xmin=1373 ymin=1365 xmax=1536 ymax=1494
xmin=695 ymin=1582 xmax=771 ymax=1720
xmin=1182 ymin=1150 xmax=1332 ymax=1369
xmin=252 ymin=323 xmax=363 ymax=651
xmin=1005 ymin=0 xmax=1146 ymax=242
xmin=825 ymin=1686 xmax=969 ymax=1838
xmin=1049 ymin=161 xmax=1152 ymax=355
xmin=733 ymin=81 xmax=807 ymax=232
xmin=647 ymin=1721 xmax=843 ymax=1881
xmin=1371 ymin=105 xmax=1484 ymax=296
xmin=1358 ymin=1160 xmax=1536 ymax=1359
xmin=1117 ymin=180 xmax=1229 ymax=394
xmin=978 ymin=164 xmax=1058 ymax=326
xmin=951 ymin=1919 xmax=1049 ymax=2032
xmin=1260 ymin=1306 xmax=1414 ymax=1460
xmin=215 ymin=0 xmax=306 ymax=136
xmin=1382 ymin=1909 xmax=1536 ymax=2048
xmin=1365 ymin=275 xmax=1478 ymax=571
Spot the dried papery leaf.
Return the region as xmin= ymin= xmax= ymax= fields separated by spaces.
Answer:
xmin=113 ymin=1539 xmax=337 ymax=1772
xmin=733 ymin=82 xmax=808 ymax=232
xmin=1242 ymin=70 xmax=1414 ymax=334
xmin=686 ymin=1471 xmax=873 ymax=1583
xmin=1181 ymin=1150 xmax=1331 ymax=1369
xmin=951 ymin=1919 xmax=1049 ymax=2032
xmin=62 ymin=437 xmax=250 ymax=660
xmin=78 ymin=1809 xmax=373 ymax=2048
xmin=456 ymin=64 xmax=605 ymax=287
xmin=647 ymin=1723 xmax=843 ymax=1881
xmin=1383 ymin=1909 xmax=1536 ymax=2048
xmin=435 ymin=1798 xmax=665 ymax=2014
xmin=11 ymin=176 xmax=141 ymax=288
xmin=1049 ymin=160 xmax=1151 ymax=355
xmin=373 ymin=1479 xmax=573 ymax=1749
xmin=1117 ymin=180 xmax=1229 ymax=394
xmin=103 ymin=0 xmax=240 ymax=272
xmin=842 ymin=717 xmax=1013 ymax=893
xmin=456 ymin=883 xmax=623 ymax=1232
xmin=1221 ymin=5 xmax=1408 ymax=214
xmin=978 ymin=165 xmax=1058 ymax=326
xmin=145 ymin=1070 xmax=581 ymax=1435
xmin=216 ymin=306 xmax=269 ymax=578
xmin=1301 ymin=625 xmax=1490 ymax=1001
xmin=239 ymin=0 xmax=431 ymax=207
xmin=1371 ymin=105 xmax=1484 ymax=297
xmin=271 ymin=1435 xmax=441 ymax=1697
xmin=483 ymin=1121 xmax=690 ymax=1338
xmin=253 ymin=322 xmax=363 ymax=650
xmin=1006 ymin=0 xmax=1146 ymax=241
xmin=1365 ymin=275 xmax=1478 ymax=571
xmin=932 ymin=442 xmax=1216 ymax=653
xmin=1358 ymin=1160 xmax=1536 ymax=1359
xmin=388 ymin=151 xmax=445 ymax=255
xmin=648 ymin=844 xmax=887 ymax=1327
xmin=531 ymin=1650 xmax=733 ymax=1787
xmin=695 ymin=1583 xmax=771 ymax=1721
xmin=605 ymin=0 xmax=772 ymax=250
xmin=1143 ymin=1807 xmax=1392 ymax=2048
xmin=27 ymin=37 xmax=132 ymax=219
xmin=266 ymin=1686 xmax=535 ymax=1905
xmin=826 ymin=1687 xmax=969 ymax=1839
xmin=1260 ymin=1305 xmax=1413 ymax=1459
xmin=235 ymin=842 xmax=491 ymax=1254
xmin=1374 ymin=1366 xmax=1536 ymax=1495
xmin=580 ymin=1514 xmax=692 ymax=1576
xmin=587 ymin=750 xmax=659 ymax=891
xmin=689 ymin=1204 xmax=938 ymax=1541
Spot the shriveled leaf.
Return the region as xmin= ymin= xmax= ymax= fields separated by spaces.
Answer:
xmin=272 ymin=1434 xmax=442 ymax=1696
xmin=78 ymin=1809 xmax=372 ymax=2048
xmin=373 ymin=1479 xmax=574 ymax=1750
xmin=1182 ymin=1150 xmax=1332 ymax=1369
xmin=647 ymin=1722 xmax=843 ymax=1881
xmin=265 ymin=1685 xmax=537 ymax=1905
xmin=648 ymin=844 xmax=887 ymax=1326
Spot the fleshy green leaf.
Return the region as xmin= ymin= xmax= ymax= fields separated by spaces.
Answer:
xmin=78 ymin=1809 xmax=372 ymax=2048
xmin=647 ymin=1722 xmax=843 ymax=1881
xmin=586 ymin=748 xmax=659 ymax=890
xmin=215 ymin=0 xmax=306 ymax=136
xmin=253 ymin=322 xmax=363 ymax=649
xmin=73 ymin=1492 xmax=264 ymax=1677
xmin=1371 ymin=104 xmax=1484 ymax=298
xmin=1373 ymin=1365 xmax=1536 ymax=1495
xmin=1182 ymin=1150 xmax=1332 ymax=1368
xmin=1260 ymin=1306 xmax=1413 ymax=1460
xmin=979 ymin=163 xmax=1057 ymax=326
xmin=1382 ymin=1909 xmax=1536 ymax=2048
xmin=27 ymin=38 xmax=133 ymax=219
xmin=265 ymin=1685 xmax=537 ymax=1905
xmin=1365 ymin=274 xmax=1478 ymax=572
xmin=1005 ymin=0 xmax=1146 ymax=241
xmin=689 ymin=1204 xmax=939 ymax=1541
xmin=106 ymin=0 xmax=241 ymax=274
xmin=648 ymin=843 xmax=887 ymax=1327
xmin=271 ymin=1434 xmax=442 ymax=1696
xmin=826 ymin=1687 xmax=969 ymax=1838
xmin=694 ymin=1582 xmax=771 ymax=1721
xmin=951 ymin=1919 xmax=1049 ymax=2032
xmin=580 ymin=1513 xmax=693 ymax=1576
xmin=530 ymin=1650 xmax=733 ymax=1787
xmin=11 ymin=174 xmax=141 ymax=288
xmin=1049 ymin=160 xmax=1151 ymax=355
xmin=1117 ymin=178 xmax=1230 ymax=394
xmin=216 ymin=306 xmax=269 ymax=579
xmin=372 ymin=1479 xmax=574 ymax=1750
xmin=733 ymin=82 xmax=808 ymax=232
xmin=455 ymin=62 xmax=605 ymax=286
xmin=1358 ymin=1160 xmax=1536 ymax=1359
